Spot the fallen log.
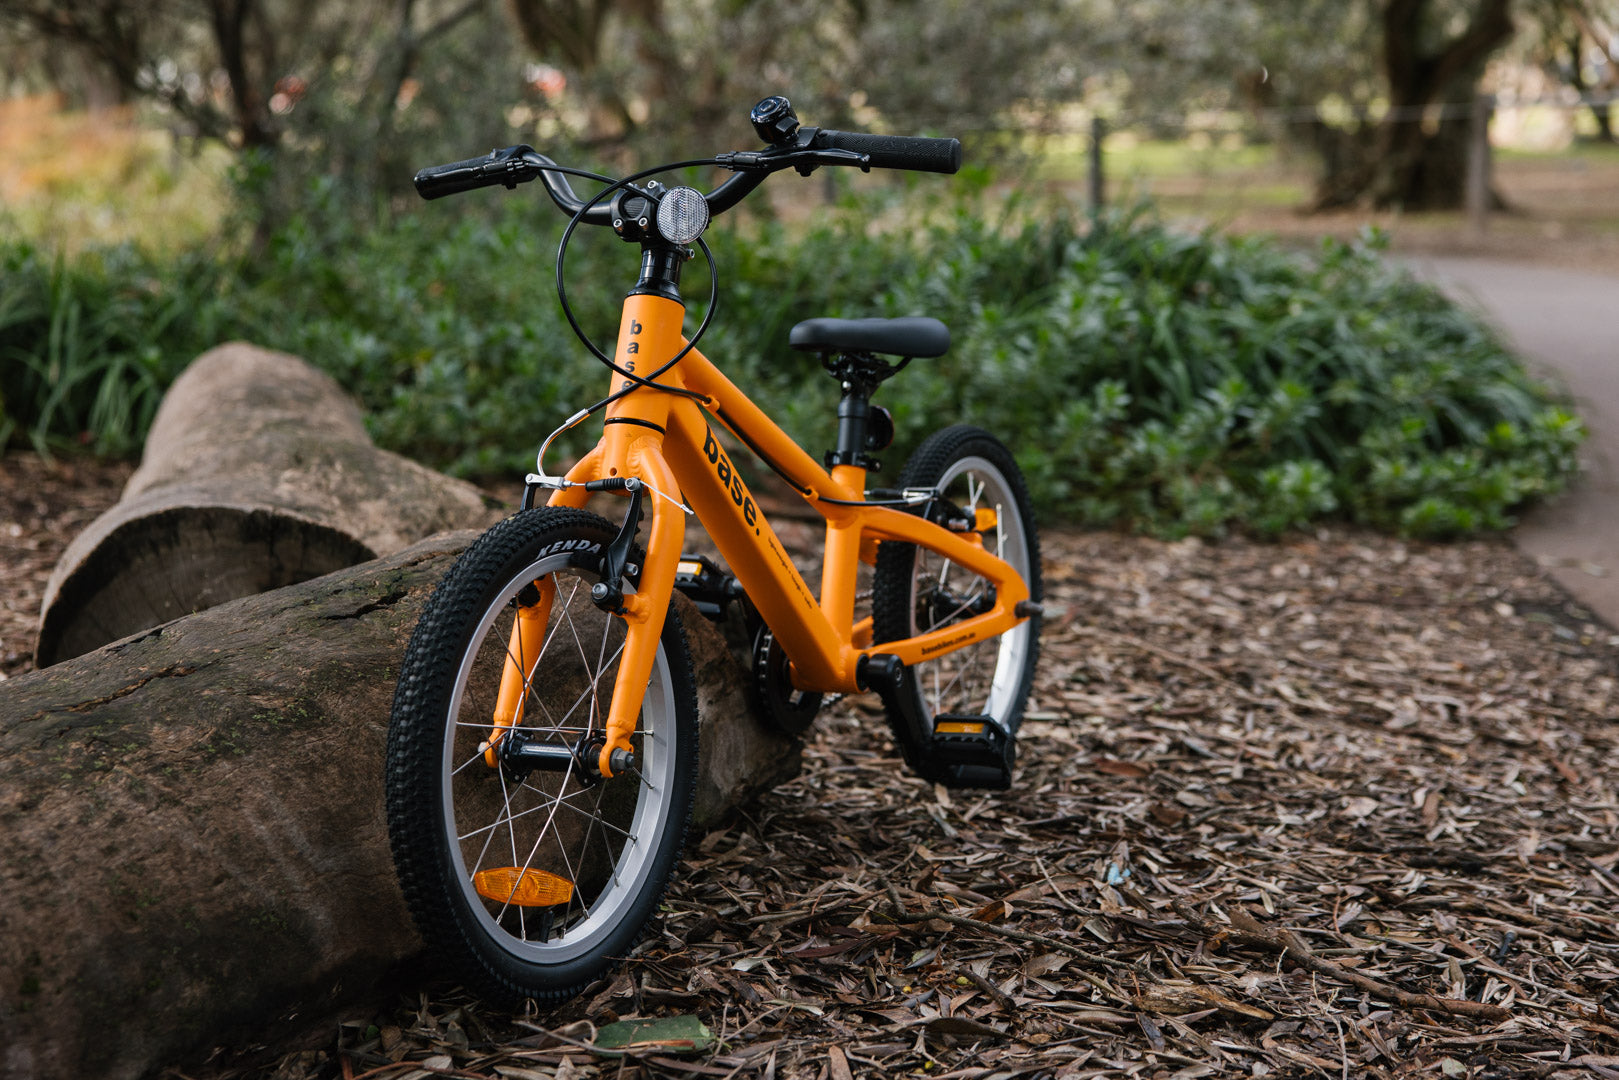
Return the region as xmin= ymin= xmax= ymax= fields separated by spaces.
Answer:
xmin=0 ymin=533 xmax=799 ymax=1080
xmin=35 ymin=342 xmax=502 ymax=667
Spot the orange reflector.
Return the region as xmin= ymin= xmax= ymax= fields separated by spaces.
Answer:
xmin=473 ymin=867 xmax=574 ymax=907
xmin=936 ymin=721 xmax=986 ymax=735
xmin=974 ymin=507 xmax=998 ymax=532
xmin=676 ymin=560 xmax=704 ymax=576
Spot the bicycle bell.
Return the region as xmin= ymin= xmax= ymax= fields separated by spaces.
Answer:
xmin=750 ymin=95 xmax=800 ymax=145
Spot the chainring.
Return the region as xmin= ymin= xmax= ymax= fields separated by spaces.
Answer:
xmin=751 ymin=625 xmax=823 ymax=735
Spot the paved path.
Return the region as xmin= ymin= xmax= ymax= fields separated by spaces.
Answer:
xmin=1403 ymin=256 xmax=1619 ymax=627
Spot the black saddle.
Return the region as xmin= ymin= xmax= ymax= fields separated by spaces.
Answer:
xmin=788 ymin=316 xmax=950 ymax=359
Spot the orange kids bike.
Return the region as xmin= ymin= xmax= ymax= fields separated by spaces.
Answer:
xmin=384 ymin=97 xmax=1043 ymax=1004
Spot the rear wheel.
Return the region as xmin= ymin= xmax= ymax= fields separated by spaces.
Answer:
xmin=385 ymin=509 xmax=698 ymax=1004
xmin=872 ymin=426 xmax=1041 ymax=784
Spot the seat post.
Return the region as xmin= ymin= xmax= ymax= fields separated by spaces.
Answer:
xmin=823 ymin=351 xmax=899 ymax=471
xmin=832 ymin=374 xmax=874 ymax=469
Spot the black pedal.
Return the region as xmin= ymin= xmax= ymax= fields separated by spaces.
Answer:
xmin=672 ymin=554 xmax=741 ymax=622
xmin=916 ymin=714 xmax=1014 ymax=790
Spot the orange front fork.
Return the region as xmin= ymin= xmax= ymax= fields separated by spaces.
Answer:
xmin=489 ymin=295 xmax=691 ymax=780
xmin=593 ymin=447 xmax=684 ymax=778
xmin=486 ymin=574 xmax=558 ymax=767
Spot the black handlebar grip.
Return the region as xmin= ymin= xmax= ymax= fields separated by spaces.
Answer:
xmin=413 ymin=153 xmax=501 ymax=200
xmin=414 ymin=146 xmax=539 ymax=200
xmin=813 ymin=130 xmax=962 ymax=174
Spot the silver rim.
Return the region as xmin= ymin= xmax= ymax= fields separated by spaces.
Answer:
xmin=441 ymin=552 xmax=677 ymax=965
xmin=906 ymin=455 xmax=1033 ymax=728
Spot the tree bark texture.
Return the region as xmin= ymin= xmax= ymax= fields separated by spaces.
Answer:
xmin=0 ymin=534 xmax=799 ymax=1080
xmin=36 ymin=342 xmax=502 ymax=668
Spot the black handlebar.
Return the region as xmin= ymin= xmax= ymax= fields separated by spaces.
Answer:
xmin=810 ymin=130 xmax=962 ymax=174
xmin=414 ymin=145 xmax=614 ymax=224
xmin=413 ymin=145 xmax=532 ymax=200
xmin=413 ymin=102 xmax=961 ymax=223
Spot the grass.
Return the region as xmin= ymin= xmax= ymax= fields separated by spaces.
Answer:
xmin=0 ymin=96 xmax=231 ymax=253
xmin=0 ymin=240 xmax=237 ymax=455
xmin=1496 ymin=138 xmax=1619 ymax=162
xmin=1033 ymin=132 xmax=1285 ymax=183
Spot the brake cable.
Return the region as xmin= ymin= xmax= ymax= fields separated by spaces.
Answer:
xmin=552 ymin=157 xmax=727 ymax=408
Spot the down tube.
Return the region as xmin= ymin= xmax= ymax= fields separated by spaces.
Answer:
xmin=663 ymin=399 xmax=847 ymax=690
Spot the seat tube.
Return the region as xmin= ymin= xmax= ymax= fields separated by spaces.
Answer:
xmin=820 ymin=463 xmax=867 ymax=635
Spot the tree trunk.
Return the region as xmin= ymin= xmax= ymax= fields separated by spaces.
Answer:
xmin=1368 ymin=92 xmax=1475 ymax=211
xmin=35 ymin=342 xmax=502 ymax=668
xmin=0 ymin=535 xmax=799 ymax=1080
xmin=1312 ymin=0 xmax=1513 ymax=211
xmin=1589 ymin=96 xmax=1616 ymax=143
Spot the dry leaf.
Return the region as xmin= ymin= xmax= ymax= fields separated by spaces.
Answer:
xmin=1343 ymin=796 xmax=1380 ymax=819
xmin=922 ymin=1017 xmax=1006 ymax=1041
xmin=1094 ymin=756 xmax=1153 ymax=778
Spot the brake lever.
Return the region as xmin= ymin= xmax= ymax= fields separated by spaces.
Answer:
xmin=480 ymin=144 xmax=542 ymax=189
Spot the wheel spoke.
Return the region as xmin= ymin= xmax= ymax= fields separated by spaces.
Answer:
xmin=873 ymin=440 xmax=1036 ymax=748
xmin=510 ymin=578 xmax=584 ymax=732
xmin=547 ymin=791 xmax=638 ymax=842
xmin=393 ymin=519 xmax=693 ymax=989
xmin=593 ymin=604 xmax=615 ymax=734
xmin=498 ymin=751 xmax=580 ymax=926
xmin=514 ymin=640 xmax=627 ymax=744
xmin=493 ymin=762 xmax=528 ymax=939
xmin=450 ymin=628 xmax=625 ymax=777
xmin=572 ymin=778 xmax=617 ymax=926
xmin=930 ymin=642 xmax=989 ymax=713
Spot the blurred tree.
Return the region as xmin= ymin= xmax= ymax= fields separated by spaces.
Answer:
xmin=1319 ymin=0 xmax=1514 ymax=209
xmin=0 ymin=28 xmax=128 ymax=108
xmin=5 ymin=0 xmax=300 ymax=149
xmin=1519 ymin=0 xmax=1618 ymax=140
xmin=504 ymin=0 xmax=667 ymax=140
xmin=10 ymin=0 xmax=1597 ymax=218
xmin=0 ymin=2 xmax=502 ymax=188
xmin=501 ymin=0 xmax=1085 ymax=152
xmin=1087 ymin=0 xmax=1518 ymax=211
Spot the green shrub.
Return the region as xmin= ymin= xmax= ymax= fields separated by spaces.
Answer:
xmin=0 ymin=241 xmax=242 ymax=455
xmin=0 ymin=194 xmax=1582 ymax=539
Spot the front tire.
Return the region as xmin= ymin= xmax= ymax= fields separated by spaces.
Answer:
xmin=385 ymin=509 xmax=698 ymax=1005
xmin=872 ymin=426 xmax=1042 ymax=784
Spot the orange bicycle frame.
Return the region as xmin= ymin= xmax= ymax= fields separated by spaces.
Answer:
xmin=498 ymin=293 xmax=1032 ymax=777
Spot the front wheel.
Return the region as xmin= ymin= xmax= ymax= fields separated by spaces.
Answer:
xmin=872 ymin=426 xmax=1042 ymax=786
xmin=385 ymin=509 xmax=698 ymax=1005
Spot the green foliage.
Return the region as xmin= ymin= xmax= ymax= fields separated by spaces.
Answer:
xmin=0 ymin=194 xmax=1582 ymax=539
xmin=0 ymin=241 xmax=238 ymax=455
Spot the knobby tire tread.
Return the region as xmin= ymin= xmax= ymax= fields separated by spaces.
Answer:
xmin=385 ymin=508 xmax=698 ymax=1006
xmin=871 ymin=425 xmax=1043 ymax=777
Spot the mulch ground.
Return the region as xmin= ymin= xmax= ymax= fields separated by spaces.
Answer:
xmin=4 ymin=451 xmax=1618 ymax=1079
xmin=0 ymin=450 xmax=133 ymax=679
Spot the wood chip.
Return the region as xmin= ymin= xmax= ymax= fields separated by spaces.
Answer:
xmin=11 ymin=459 xmax=1613 ymax=1079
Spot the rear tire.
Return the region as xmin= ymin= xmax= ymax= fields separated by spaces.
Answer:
xmin=872 ymin=426 xmax=1042 ymax=784
xmin=385 ymin=509 xmax=698 ymax=1005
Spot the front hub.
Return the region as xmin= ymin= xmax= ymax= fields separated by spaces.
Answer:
xmin=498 ymin=729 xmax=608 ymax=783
